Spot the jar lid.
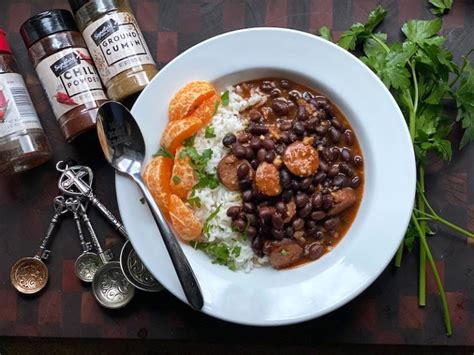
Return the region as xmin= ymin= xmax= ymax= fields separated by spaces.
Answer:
xmin=69 ymin=0 xmax=120 ymax=14
xmin=20 ymin=9 xmax=79 ymax=48
xmin=0 ymin=29 xmax=12 ymax=54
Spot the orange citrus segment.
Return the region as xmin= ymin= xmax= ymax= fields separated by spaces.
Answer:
xmin=170 ymin=146 xmax=196 ymax=199
xmin=168 ymin=194 xmax=203 ymax=241
xmin=143 ymin=156 xmax=173 ymax=219
xmin=192 ymin=93 xmax=219 ymax=126
xmin=168 ymin=81 xmax=217 ymax=121
xmin=160 ymin=115 xmax=203 ymax=154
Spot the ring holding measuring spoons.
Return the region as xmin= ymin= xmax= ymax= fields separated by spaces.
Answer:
xmin=10 ymin=196 xmax=67 ymax=294
xmin=79 ymin=203 xmax=135 ymax=309
xmin=65 ymin=197 xmax=103 ymax=283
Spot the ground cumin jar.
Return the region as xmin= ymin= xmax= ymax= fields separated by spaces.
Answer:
xmin=0 ymin=30 xmax=51 ymax=175
xmin=20 ymin=10 xmax=108 ymax=142
xmin=69 ymin=0 xmax=157 ymax=101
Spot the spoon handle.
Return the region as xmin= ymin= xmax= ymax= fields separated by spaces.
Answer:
xmin=133 ymin=173 xmax=204 ymax=311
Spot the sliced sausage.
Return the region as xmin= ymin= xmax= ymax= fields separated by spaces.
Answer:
xmin=217 ymin=154 xmax=253 ymax=191
xmin=267 ymin=239 xmax=304 ymax=269
xmin=327 ymin=187 xmax=357 ymax=216
xmin=282 ymin=141 xmax=320 ymax=177
xmin=255 ymin=162 xmax=282 ymax=196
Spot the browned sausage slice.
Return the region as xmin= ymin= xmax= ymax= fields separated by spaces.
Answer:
xmin=282 ymin=141 xmax=319 ymax=177
xmin=267 ymin=239 xmax=304 ymax=269
xmin=328 ymin=187 xmax=357 ymax=216
xmin=255 ymin=162 xmax=282 ymax=196
xmin=217 ymin=154 xmax=252 ymax=191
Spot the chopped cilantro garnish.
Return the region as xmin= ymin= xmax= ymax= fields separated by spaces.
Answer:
xmin=178 ymin=146 xmax=219 ymax=192
xmin=139 ymin=197 xmax=145 ymax=204
xmin=203 ymin=204 xmax=222 ymax=238
xmin=182 ymin=135 xmax=195 ymax=147
xmin=213 ymin=100 xmax=220 ymax=114
xmin=220 ymin=90 xmax=230 ymax=106
xmin=280 ymin=248 xmax=289 ymax=256
xmin=153 ymin=145 xmax=173 ymax=159
xmin=190 ymin=240 xmax=240 ymax=271
xmin=172 ymin=176 xmax=181 ymax=184
xmin=204 ymin=125 xmax=216 ymax=138
xmin=187 ymin=196 xmax=201 ymax=208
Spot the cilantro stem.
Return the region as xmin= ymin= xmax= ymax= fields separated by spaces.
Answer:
xmin=394 ymin=242 xmax=404 ymax=267
xmin=414 ymin=208 xmax=474 ymax=239
xmin=449 ymin=49 xmax=474 ymax=88
xmin=412 ymin=215 xmax=452 ymax=336
xmin=417 ymin=167 xmax=427 ymax=307
xmin=370 ymin=33 xmax=390 ymax=53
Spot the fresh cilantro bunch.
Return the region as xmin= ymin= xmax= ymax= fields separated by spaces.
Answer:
xmin=319 ymin=5 xmax=474 ymax=336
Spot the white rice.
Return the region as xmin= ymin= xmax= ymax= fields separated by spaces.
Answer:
xmin=192 ymin=86 xmax=268 ymax=271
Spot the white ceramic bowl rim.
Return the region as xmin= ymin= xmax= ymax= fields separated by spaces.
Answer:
xmin=116 ymin=27 xmax=416 ymax=326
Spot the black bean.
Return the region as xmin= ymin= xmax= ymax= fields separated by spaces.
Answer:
xmin=270 ymin=88 xmax=281 ymax=98
xmin=324 ymin=217 xmax=340 ymax=231
xmin=282 ymin=189 xmax=293 ymax=203
xmin=245 ymin=214 xmax=258 ymax=227
xmin=312 ymin=193 xmax=323 ymax=209
xmin=250 ymin=159 xmax=259 ymax=170
xmin=275 ymin=201 xmax=287 ymax=214
xmin=288 ymin=132 xmax=298 ymax=143
xmin=313 ymin=96 xmax=329 ymax=107
xmin=247 ymin=226 xmax=257 ymax=238
xmin=333 ymin=174 xmax=348 ymax=188
xmin=245 ymin=147 xmax=254 ymax=160
xmin=279 ymin=120 xmax=292 ymax=131
xmin=288 ymin=90 xmax=302 ymax=102
xmin=299 ymin=177 xmax=312 ymax=190
xmin=353 ymin=155 xmax=363 ymax=167
xmin=302 ymin=91 xmax=314 ymax=101
xmin=222 ymin=133 xmax=236 ymax=147
xmin=319 ymin=161 xmax=329 ymax=173
xmin=306 ymin=220 xmax=317 ymax=229
xmin=275 ymin=143 xmax=286 ymax=155
xmin=280 ymin=79 xmax=290 ymax=89
xmin=331 ymin=117 xmax=344 ymax=131
xmin=243 ymin=202 xmax=256 ymax=213
xmin=242 ymin=189 xmax=253 ymax=202
xmin=305 ymin=118 xmax=319 ymax=131
xmin=293 ymin=121 xmax=305 ymax=136
xmin=279 ymin=169 xmax=292 ymax=189
xmin=272 ymin=213 xmax=284 ymax=229
xmin=249 ymin=111 xmax=262 ymax=122
xmin=305 ymin=243 xmax=324 ymax=260
xmin=248 ymin=124 xmax=268 ymax=135
xmin=297 ymin=105 xmax=308 ymax=121
xmin=259 ymin=206 xmax=274 ymax=221
xmin=232 ymin=219 xmax=246 ymax=232
xmin=313 ymin=171 xmax=327 ymax=184
xmin=226 ymin=206 xmax=241 ymax=219
xmin=262 ymin=138 xmax=275 ymax=150
xmin=272 ymin=98 xmax=289 ymax=116
xmin=252 ymin=236 xmax=264 ymax=256
xmin=272 ymin=228 xmax=285 ymax=240
xmin=350 ymin=176 xmax=361 ymax=188
xmin=322 ymin=147 xmax=334 ymax=162
xmin=285 ymin=226 xmax=294 ymax=238
xmin=307 ymin=184 xmax=316 ymax=193
xmin=293 ymin=218 xmax=305 ymax=231
xmin=298 ymin=203 xmax=313 ymax=218
xmin=291 ymin=179 xmax=300 ymax=191
xmin=344 ymin=130 xmax=354 ymax=146
xmin=339 ymin=162 xmax=354 ymax=177
xmin=311 ymin=211 xmax=326 ymax=221
xmin=295 ymin=192 xmax=309 ymax=208
xmin=265 ymin=150 xmax=276 ymax=163
xmin=331 ymin=147 xmax=340 ymax=161
xmin=260 ymin=80 xmax=274 ymax=93
xmin=281 ymin=133 xmax=292 ymax=145
xmin=328 ymin=164 xmax=340 ymax=177
xmin=257 ymin=148 xmax=266 ymax=163
xmin=341 ymin=148 xmax=352 ymax=162
xmin=322 ymin=194 xmax=333 ymax=210
xmin=238 ymin=211 xmax=246 ymax=220
xmin=315 ymin=124 xmax=329 ymax=136
xmin=232 ymin=143 xmax=247 ymax=159
xmin=239 ymin=179 xmax=252 ymax=190
xmin=237 ymin=132 xmax=250 ymax=143
xmin=250 ymin=136 xmax=261 ymax=151
xmin=329 ymin=127 xmax=341 ymax=143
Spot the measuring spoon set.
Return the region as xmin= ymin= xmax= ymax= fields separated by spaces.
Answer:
xmin=10 ymin=161 xmax=162 ymax=309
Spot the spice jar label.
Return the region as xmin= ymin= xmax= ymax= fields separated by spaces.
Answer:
xmin=0 ymin=73 xmax=43 ymax=138
xmin=35 ymin=47 xmax=107 ymax=120
xmin=82 ymin=12 xmax=155 ymax=83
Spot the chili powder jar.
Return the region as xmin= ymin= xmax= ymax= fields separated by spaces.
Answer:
xmin=20 ymin=10 xmax=108 ymax=142
xmin=0 ymin=29 xmax=51 ymax=175
xmin=69 ymin=0 xmax=157 ymax=101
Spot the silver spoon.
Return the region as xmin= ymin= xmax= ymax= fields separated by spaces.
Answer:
xmin=96 ymin=101 xmax=204 ymax=311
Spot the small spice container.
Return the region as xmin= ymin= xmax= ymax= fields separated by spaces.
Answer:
xmin=20 ymin=10 xmax=108 ymax=142
xmin=69 ymin=0 xmax=157 ymax=101
xmin=0 ymin=29 xmax=51 ymax=175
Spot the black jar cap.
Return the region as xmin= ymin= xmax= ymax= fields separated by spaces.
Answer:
xmin=20 ymin=9 xmax=78 ymax=48
xmin=68 ymin=0 xmax=89 ymax=14
xmin=68 ymin=0 xmax=120 ymax=15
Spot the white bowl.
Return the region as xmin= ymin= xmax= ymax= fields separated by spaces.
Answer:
xmin=116 ymin=28 xmax=416 ymax=326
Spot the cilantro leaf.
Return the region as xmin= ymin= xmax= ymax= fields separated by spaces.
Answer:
xmin=190 ymin=240 xmax=239 ymax=271
xmin=203 ymin=204 xmax=222 ymax=238
xmin=205 ymin=125 xmax=216 ymax=138
xmin=187 ymin=196 xmax=201 ymax=208
xmin=318 ymin=26 xmax=332 ymax=41
xmin=220 ymin=90 xmax=230 ymax=106
xmin=429 ymin=0 xmax=453 ymax=15
xmin=454 ymin=59 xmax=474 ymax=148
xmin=172 ymin=176 xmax=181 ymax=184
xmin=153 ymin=145 xmax=173 ymax=159
xmin=213 ymin=100 xmax=220 ymax=114
xmin=401 ymin=19 xmax=442 ymax=45
xmin=182 ymin=135 xmax=195 ymax=147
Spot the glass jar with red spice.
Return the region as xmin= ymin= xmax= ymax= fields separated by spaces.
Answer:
xmin=0 ymin=29 xmax=51 ymax=175
xmin=20 ymin=9 xmax=108 ymax=142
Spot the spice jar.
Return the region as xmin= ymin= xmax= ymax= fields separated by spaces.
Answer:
xmin=0 ymin=29 xmax=51 ymax=175
xmin=69 ymin=0 xmax=157 ymax=101
xmin=20 ymin=10 xmax=108 ymax=142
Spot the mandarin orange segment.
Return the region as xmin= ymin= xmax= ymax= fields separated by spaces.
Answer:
xmin=143 ymin=156 xmax=173 ymax=218
xmin=192 ymin=93 xmax=219 ymax=126
xmin=170 ymin=146 xmax=196 ymax=199
xmin=160 ymin=115 xmax=203 ymax=154
xmin=168 ymin=81 xmax=217 ymax=121
xmin=168 ymin=194 xmax=203 ymax=241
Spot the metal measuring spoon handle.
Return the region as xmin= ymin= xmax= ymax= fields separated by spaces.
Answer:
xmin=66 ymin=198 xmax=91 ymax=253
xmin=88 ymin=195 xmax=128 ymax=238
xmin=36 ymin=196 xmax=67 ymax=260
xmin=79 ymin=204 xmax=113 ymax=264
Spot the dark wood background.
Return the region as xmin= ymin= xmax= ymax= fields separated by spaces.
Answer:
xmin=0 ymin=0 xmax=473 ymax=348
